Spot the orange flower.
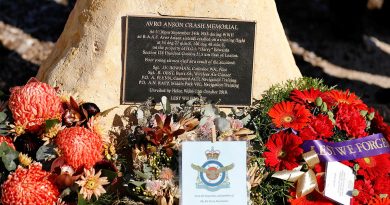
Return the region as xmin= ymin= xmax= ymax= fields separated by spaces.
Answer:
xmin=268 ymin=101 xmax=311 ymax=130
xmin=1 ymin=163 xmax=59 ymax=205
xmin=56 ymin=127 xmax=103 ymax=170
xmin=8 ymin=78 xmax=63 ymax=132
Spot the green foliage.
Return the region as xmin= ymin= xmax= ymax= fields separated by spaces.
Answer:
xmin=45 ymin=119 xmax=60 ymax=132
xmin=36 ymin=144 xmax=57 ymax=161
xmin=250 ymin=77 xmax=332 ymax=143
xmin=255 ymin=177 xmax=294 ymax=205
xmin=248 ymin=77 xmax=332 ymax=204
xmin=0 ymin=142 xmax=19 ymax=171
xmin=0 ymin=111 xmax=9 ymax=135
xmin=101 ymin=169 xmax=118 ymax=182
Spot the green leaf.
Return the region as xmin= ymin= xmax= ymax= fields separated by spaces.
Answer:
xmin=129 ymin=180 xmax=145 ymax=187
xmin=203 ymin=104 xmax=218 ymax=117
xmin=60 ymin=188 xmax=72 ymax=198
xmin=0 ymin=90 xmax=4 ymax=97
xmin=97 ymin=106 xmax=118 ymax=117
xmin=100 ymin=169 xmax=118 ymax=181
xmin=134 ymin=170 xmax=150 ymax=180
xmin=0 ymin=112 xmax=7 ymax=123
xmin=45 ymin=119 xmax=60 ymax=132
xmin=0 ymin=142 xmax=15 ymax=157
xmin=36 ymin=144 xmax=57 ymax=161
xmin=2 ymin=154 xmax=17 ymax=171
xmin=77 ymin=193 xmax=88 ymax=205
xmin=241 ymin=114 xmax=251 ymax=126
xmin=215 ymin=117 xmax=230 ymax=132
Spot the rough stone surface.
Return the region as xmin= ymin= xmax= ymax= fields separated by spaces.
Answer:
xmin=37 ymin=0 xmax=301 ymax=126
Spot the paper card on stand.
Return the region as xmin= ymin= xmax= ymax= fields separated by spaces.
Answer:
xmin=324 ymin=161 xmax=355 ymax=205
xmin=181 ymin=141 xmax=247 ymax=205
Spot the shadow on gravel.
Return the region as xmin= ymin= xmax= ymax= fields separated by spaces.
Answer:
xmin=0 ymin=0 xmax=76 ymax=42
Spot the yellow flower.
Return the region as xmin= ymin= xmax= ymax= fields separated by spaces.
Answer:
xmin=18 ymin=153 xmax=32 ymax=167
xmin=42 ymin=123 xmax=64 ymax=144
xmin=9 ymin=123 xmax=26 ymax=136
xmin=76 ymin=168 xmax=109 ymax=200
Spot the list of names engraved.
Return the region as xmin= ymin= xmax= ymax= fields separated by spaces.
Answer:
xmin=122 ymin=16 xmax=255 ymax=105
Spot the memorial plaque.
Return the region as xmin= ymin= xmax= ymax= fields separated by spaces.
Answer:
xmin=122 ymin=16 xmax=256 ymax=106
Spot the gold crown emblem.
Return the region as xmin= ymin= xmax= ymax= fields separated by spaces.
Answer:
xmin=205 ymin=147 xmax=220 ymax=160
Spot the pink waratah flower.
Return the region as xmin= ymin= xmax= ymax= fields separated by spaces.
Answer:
xmin=145 ymin=180 xmax=163 ymax=196
xmin=159 ymin=167 xmax=174 ymax=181
xmin=8 ymin=78 xmax=63 ymax=132
xmin=228 ymin=118 xmax=244 ymax=130
xmin=1 ymin=163 xmax=60 ymax=205
xmin=56 ymin=127 xmax=103 ymax=170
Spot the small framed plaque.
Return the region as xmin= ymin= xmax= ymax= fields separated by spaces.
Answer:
xmin=181 ymin=141 xmax=248 ymax=205
xmin=122 ymin=16 xmax=256 ymax=106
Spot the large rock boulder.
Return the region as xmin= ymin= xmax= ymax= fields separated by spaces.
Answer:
xmin=37 ymin=0 xmax=301 ymax=122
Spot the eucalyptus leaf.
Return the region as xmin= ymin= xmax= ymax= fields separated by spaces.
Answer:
xmin=203 ymin=104 xmax=217 ymax=117
xmin=0 ymin=142 xmax=15 ymax=157
xmin=134 ymin=170 xmax=150 ymax=180
xmin=2 ymin=154 xmax=17 ymax=171
xmin=241 ymin=114 xmax=251 ymax=126
xmin=129 ymin=180 xmax=145 ymax=187
xmin=0 ymin=112 xmax=6 ymax=123
xmin=60 ymin=188 xmax=72 ymax=198
xmin=97 ymin=106 xmax=118 ymax=117
xmin=214 ymin=117 xmax=230 ymax=132
xmin=36 ymin=144 xmax=57 ymax=161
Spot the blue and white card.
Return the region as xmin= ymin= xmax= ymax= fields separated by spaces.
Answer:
xmin=181 ymin=141 xmax=247 ymax=205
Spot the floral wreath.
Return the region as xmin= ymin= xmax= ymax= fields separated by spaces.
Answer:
xmin=0 ymin=77 xmax=388 ymax=205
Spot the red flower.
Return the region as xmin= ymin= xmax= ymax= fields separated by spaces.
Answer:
xmin=1 ymin=163 xmax=60 ymax=205
xmin=290 ymin=88 xmax=323 ymax=106
xmin=289 ymin=191 xmax=334 ymax=205
xmin=353 ymin=180 xmax=376 ymax=205
xmin=335 ymin=104 xmax=367 ymax=138
xmin=373 ymin=176 xmax=390 ymax=195
xmin=0 ymin=135 xmax=15 ymax=150
xmin=299 ymin=114 xmax=334 ymax=141
xmin=8 ymin=78 xmax=63 ymax=132
xmin=356 ymin=154 xmax=390 ymax=180
xmin=263 ymin=131 xmax=303 ymax=171
xmin=289 ymin=174 xmax=333 ymax=205
xmin=370 ymin=108 xmax=390 ymax=142
xmin=56 ymin=127 xmax=103 ymax=170
xmin=268 ymin=101 xmax=311 ymax=130
xmin=324 ymin=89 xmax=367 ymax=110
xmin=368 ymin=195 xmax=390 ymax=205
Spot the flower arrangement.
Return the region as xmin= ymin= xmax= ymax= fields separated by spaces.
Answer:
xmin=0 ymin=78 xmax=119 ymax=205
xmin=0 ymin=77 xmax=388 ymax=205
xmin=249 ymin=77 xmax=390 ymax=205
